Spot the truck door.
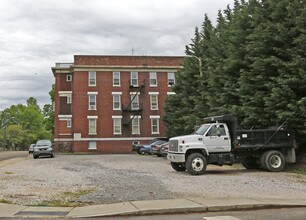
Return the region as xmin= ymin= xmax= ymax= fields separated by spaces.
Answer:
xmin=204 ymin=124 xmax=231 ymax=152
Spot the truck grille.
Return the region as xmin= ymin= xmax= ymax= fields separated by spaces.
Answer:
xmin=169 ymin=140 xmax=178 ymax=152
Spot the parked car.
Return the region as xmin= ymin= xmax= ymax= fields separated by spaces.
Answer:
xmin=138 ymin=144 xmax=152 ymax=155
xmin=150 ymin=140 xmax=167 ymax=156
xmin=33 ymin=140 xmax=54 ymax=159
xmin=133 ymin=138 xmax=169 ymax=154
xmin=159 ymin=142 xmax=169 ymax=157
xmin=28 ymin=144 xmax=36 ymax=154
xmin=131 ymin=143 xmax=144 ymax=154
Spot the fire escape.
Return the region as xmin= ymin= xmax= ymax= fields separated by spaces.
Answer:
xmin=122 ymin=80 xmax=145 ymax=133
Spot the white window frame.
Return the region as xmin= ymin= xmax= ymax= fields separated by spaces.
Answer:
xmin=112 ymin=116 xmax=122 ymax=135
xmin=150 ymin=116 xmax=160 ymax=134
xmin=87 ymin=116 xmax=98 ymax=135
xmin=67 ymin=94 xmax=72 ymax=104
xmin=88 ymin=71 xmax=96 ymax=86
xmin=167 ymin=72 xmax=175 ymax=86
xmin=113 ymin=71 xmax=120 ymax=86
xmin=112 ymin=92 xmax=122 ymax=110
xmin=130 ymin=93 xmax=139 ymax=110
xmin=149 ymin=72 xmax=157 ymax=87
xmin=149 ymin=93 xmax=159 ymax=110
xmin=88 ymin=141 xmax=97 ymax=150
xmin=88 ymin=94 xmax=97 ymax=110
xmin=66 ymin=75 xmax=72 ymax=82
xmin=131 ymin=116 xmax=141 ymax=135
xmin=130 ymin=71 xmax=138 ymax=87
xmin=67 ymin=119 xmax=72 ymax=128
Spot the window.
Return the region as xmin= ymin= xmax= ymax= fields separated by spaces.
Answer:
xmin=132 ymin=141 xmax=140 ymax=145
xmin=88 ymin=94 xmax=97 ymax=110
xmin=131 ymin=93 xmax=139 ymax=110
xmin=89 ymin=71 xmax=96 ymax=86
xmin=132 ymin=116 xmax=140 ymax=134
xmin=113 ymin=71 xmax=120 ymax=86
xmin=206 ymin=125 xmax=217 ymax=136
xmin=151 ymin=118 xmax=160 ymax=134
xmin=112 ymin=117 xmax=122 ymax=135
xmin=88 ymin=141 xmax=97 ymax=150
xmin=150 ymin=94 xmax=158 ymax=110
xmin=66 ymin=75 xmax=72 ymax=81
xmin=206 ymin=125 xmax=226 ymax=136
xmin=130 ymin=71 xmax=138 ymax=86
xmin=67 ymin=119 xmax=71 ymax=128
xmin=67 ymin=94 xmax=72 ymax=104
xmin=88 ymin=118 xmax=97 ymax=134
xmin=112 ymin=93 xmax=121 ymax=110
xmin=167 ymin=72 xmax=175 ymax=86
xmin=150 ymin=72 xmax=157 ymax=86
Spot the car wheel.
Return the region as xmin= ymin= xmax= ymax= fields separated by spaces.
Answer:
xmin=186 ymin=153 xmax=207 ymax=175
xmin=33 ymin=155 xmax=38 ymax=159
xmin=171 ymin=162 xmax=186 ymax=171
xmin=51 ymin=152 xmax=55 ymax=158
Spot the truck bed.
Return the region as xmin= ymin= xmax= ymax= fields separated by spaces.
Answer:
xmin=235 ymin=128 xmax=295 ymax=149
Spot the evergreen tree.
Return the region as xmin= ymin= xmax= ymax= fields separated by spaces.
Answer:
xmin=164 ymin=0 xmax=306 ymax=138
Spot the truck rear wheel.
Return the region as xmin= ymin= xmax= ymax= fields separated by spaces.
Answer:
xmin=186 ymin=153 xmax=207 ymax=175
xmin=262 ymin=150 xmax=285 ymax=172
xmin=171 ymin=162 xmax=186 ymax=171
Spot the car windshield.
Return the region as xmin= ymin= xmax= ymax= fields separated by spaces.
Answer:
xmin=36 ymin=140 xmax=51 ymax=146
xmin=194 ymin=124 xmax=211 ymax=135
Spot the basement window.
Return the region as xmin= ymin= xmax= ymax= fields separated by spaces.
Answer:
xmin=88 ymin=141 xmax=97 ymax=150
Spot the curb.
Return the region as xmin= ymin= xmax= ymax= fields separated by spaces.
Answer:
xmin=2 ymin=197 xmax=306 ymax=218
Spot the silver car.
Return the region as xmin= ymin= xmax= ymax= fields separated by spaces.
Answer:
xmin=33 ymin=140 xmax=55 ymax=159
xmin=28 ymin=144 xmax=35 ymax=154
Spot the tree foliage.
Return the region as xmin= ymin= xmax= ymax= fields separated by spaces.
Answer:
xmin=0 ymin=97 xmax=52 ymax=150
xmin=164 ymin=0 xmax=306 ymax=138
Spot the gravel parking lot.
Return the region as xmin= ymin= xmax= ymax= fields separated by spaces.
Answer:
xmin=0 ymin=154 xmax=305 ymax=206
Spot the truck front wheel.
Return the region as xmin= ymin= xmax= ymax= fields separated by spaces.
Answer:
xmin=186 ymin=153 xmax=207 ymax=175
xmin=171 ymin=162 xmax=186 ymax=171
xmin=262 ymin=150 xmax=285 ymax=172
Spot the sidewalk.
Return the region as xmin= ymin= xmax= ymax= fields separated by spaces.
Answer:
xmin=1 ymin=197 xmax=306 ymax=218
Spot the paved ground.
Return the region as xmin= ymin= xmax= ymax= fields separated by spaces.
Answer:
xmin=0 ymin=154 xmax=305 ymax=206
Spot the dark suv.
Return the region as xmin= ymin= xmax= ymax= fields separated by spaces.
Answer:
xmin=33 ymin=140 xmax=54 ymax=159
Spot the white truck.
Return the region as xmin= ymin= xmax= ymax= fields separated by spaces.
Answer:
xmin=167 ymin=115 xmax=297 ymax=175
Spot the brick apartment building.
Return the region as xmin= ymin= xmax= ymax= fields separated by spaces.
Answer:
xmin=52 ymin=55 xmax=184 ymax=153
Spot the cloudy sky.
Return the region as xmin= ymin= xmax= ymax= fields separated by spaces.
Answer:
xmin=0 ymin=0 xmax=233 ymax=111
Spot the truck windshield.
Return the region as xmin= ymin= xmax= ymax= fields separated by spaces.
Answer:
xmin=194 ymin=124 xmax=210 ymax=135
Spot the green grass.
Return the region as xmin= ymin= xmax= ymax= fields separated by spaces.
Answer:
xmin=35 ymin=189 xmax=95 ymax=207
xmin=4 ymin=172 xmax=14 ymax=174
xmin=293 ymin=168 xmax=306 ymax=175
xmin=0 ymin=199 xmax=13 ymax=204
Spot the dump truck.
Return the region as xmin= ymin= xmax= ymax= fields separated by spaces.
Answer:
xmin=167 ymin=115 xmax=297 ymax=175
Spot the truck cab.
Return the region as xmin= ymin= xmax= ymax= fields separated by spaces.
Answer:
xmin=167 ymin=115 xmax=296 ymax=175
xmin=167 ymin=122 xmax=234 ymax=174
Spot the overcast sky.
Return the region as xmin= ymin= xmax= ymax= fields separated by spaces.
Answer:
xmin=0 ymin=0 xmax=233 ymax=111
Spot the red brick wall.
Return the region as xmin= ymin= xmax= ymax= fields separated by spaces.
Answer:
xmin=74 ymin=55 xmax=184 ymax=67
xmin=73 ymin=140 xmax=133 ymax=153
